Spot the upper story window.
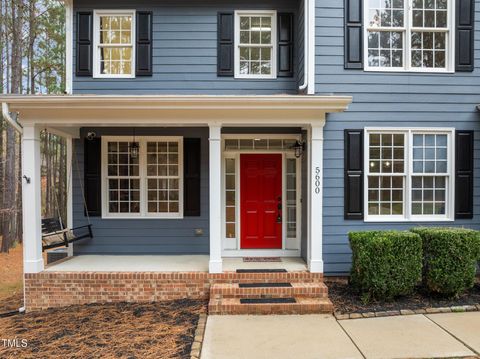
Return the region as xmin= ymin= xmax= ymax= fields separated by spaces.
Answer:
xmin=364 ymin=0 xmax=453 ymax=72
xmin=365 ymin=128 xmax=454 ymax=222
xmin=234 ymin=11 xmax=277 ymax=79
xmin=93 ymin=10 xmax=135 ymax=78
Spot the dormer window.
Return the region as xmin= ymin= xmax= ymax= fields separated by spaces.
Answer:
xmin=234 ymin=11 xmax=277 ymax=79
xmin=93 ymin=10 xmax=136 ymax=78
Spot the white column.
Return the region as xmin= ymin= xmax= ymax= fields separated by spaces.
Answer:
xmin=208 ymin=124 xmax=223 ymax=273
xmin=308 ymin=123 xmax=324 ymax=273
xmin=66 ymin=136 xmax=74 ymax=257
xmin=22 ymin=124 xmax=44 ymax=273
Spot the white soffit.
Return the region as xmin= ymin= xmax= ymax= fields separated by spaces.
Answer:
xmin=0 ymin=95 xmax=352 ymax=126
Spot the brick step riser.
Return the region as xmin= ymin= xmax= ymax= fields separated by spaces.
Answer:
xmin=208 ymin=303 xmax=333 ymax=315
xmin=213 ymin=273 xmax=324 ymax=283
xmin=211 ymin=288 xmax=328 ymax=299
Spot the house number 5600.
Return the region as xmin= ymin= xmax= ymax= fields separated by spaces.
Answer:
xmin=314 ymin=167 xmax=321 ymax=194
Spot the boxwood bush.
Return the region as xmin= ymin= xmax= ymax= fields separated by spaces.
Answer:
xmin=411 ymin=227 xmax=480 ymax=297
xmin=349 ymin=230 xmax=423 ymax=301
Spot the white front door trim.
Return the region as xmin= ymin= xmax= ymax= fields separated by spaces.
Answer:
xmin=221 ymin=134 xmax=302 ymax=256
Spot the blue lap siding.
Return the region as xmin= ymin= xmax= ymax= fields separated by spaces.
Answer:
xmin=72 ymin=0 xmax=302 ymax=95
xmin=316 ymin=0 xmax=480 ymax=274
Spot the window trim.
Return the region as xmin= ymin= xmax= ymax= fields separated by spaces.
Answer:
xmin=101 ymin=136 xmax=184 ymax=219
xmin=234 ymin=10 xmax=277 ymax=79
xmin=363 ymin=0 xmax=455 ymax=73
xmin=363 ymin=128 xmax=455 ymax=222
xmin=93 ymin=9 xmax=136 ymax=79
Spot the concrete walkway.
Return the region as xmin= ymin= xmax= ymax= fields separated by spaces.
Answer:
xmin=201 ymin=312 xmax=480 ymax=359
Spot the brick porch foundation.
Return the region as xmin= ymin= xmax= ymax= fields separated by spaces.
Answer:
xmin=24 ymin=271 xmax=325 ymax=311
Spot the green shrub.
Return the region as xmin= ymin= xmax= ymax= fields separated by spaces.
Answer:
xmin=411 ymin=227 xmax=480 ymax=297
xmin=349 ymin=230 xmax=423 ymax=302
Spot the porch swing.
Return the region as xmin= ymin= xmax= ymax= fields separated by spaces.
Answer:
xmin=41 ymin=132 xmax=93 ymax=251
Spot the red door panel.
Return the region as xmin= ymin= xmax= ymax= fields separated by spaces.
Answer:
xmin=240 ymin=154 xmax=282 ymax=249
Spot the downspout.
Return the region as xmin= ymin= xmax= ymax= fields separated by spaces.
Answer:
xmin=2 ymin=102 xmax=24 ymax=314
xmin=2 ymin=103 xmax=23 ymax=134
xmin=298 ymin=0 xmax=309 ymax=92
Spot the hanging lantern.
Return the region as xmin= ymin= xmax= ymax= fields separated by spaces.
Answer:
xmin=130 ymin=129 xmax=139 ymax=159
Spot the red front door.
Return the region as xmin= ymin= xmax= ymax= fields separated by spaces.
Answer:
xmin=240 ymin=154 xmax=282 ymax=249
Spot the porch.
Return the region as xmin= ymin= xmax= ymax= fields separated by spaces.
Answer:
xmin=45 ymin=255 xmax=308 ymax=272
xmin=2 ymin=95 xmax=351 ymax=277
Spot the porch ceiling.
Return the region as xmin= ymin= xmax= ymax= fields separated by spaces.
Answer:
xmin=0 ymin=94 xmax=352 ymax=129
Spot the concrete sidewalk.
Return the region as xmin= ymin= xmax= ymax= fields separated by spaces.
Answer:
xmin=201 ymin=312 xmax=480 ymax=359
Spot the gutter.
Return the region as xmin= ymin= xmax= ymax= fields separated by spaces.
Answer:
xmin=298 ymin=0 xmax=309 ymax=92
xmin=1 ymin=102 xmax=23 ymax=134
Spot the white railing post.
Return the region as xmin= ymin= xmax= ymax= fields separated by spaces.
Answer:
xmin=22 ymin=124 xmax=44 ymax=273
xmin=308 ymin=123 xmax=324 ymax=273
xmin=209 ymin=124 xmax=223 ymax=273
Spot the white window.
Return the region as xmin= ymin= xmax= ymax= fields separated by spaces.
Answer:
xmin=364 ymin=0 xmax=454 ymax=72
xmin=235 ymin=10 xmax=277 ymax=79
xmin=93 ymin=10 xmax=135 ymax=78
xmin=365 ymin=129 xmax=454 ymax=221
xmin=102 ymin=137 xmax=183 ymax=218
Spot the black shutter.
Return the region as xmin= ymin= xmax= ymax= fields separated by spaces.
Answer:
xmin=76 ymin=12 xmax=93 ymax=76
xmin=278 ymin=13 xmax=294 ymax=77
xmin=456 ymin=0 xmax=475 ymax=71
xmin=344 ymin=130 xmax=364 ymax=219
xmin=344 ymin=0 xmax=363 ymax=69
xmin=184 ymin=138 xmax=201 ymax=216
xmin=136 ymin=11 xmax=153 ymax=76
xmin=455 ymin=130 xmax=474 ymax=219
xmin=217 ymin=12 xmax=234 ymax=76
xmin=84 ymin=137 xmax=102 ymax=217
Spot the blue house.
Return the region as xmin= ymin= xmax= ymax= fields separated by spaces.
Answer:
xmin=1 ymin=0 xmax=478 ymax=312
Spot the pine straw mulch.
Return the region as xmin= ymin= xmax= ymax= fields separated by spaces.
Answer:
xmin=0 ymin=299 xmax=207 ymax=359
xmin=0 ymin=292 xmax=23 ymax=313
xmin=326 ymin=278 xmax=480 ymax=315
xmin=0 ymin=244 xmax=24 ymax=302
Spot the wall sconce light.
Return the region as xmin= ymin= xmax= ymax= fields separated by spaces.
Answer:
xmin=292 ymin=140 xmax=306 ymax=158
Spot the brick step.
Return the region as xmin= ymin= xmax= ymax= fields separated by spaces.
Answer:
xmin=216 ymin=271 xmax=324 ymax=283
xmin=208 ymin=297 xmax=334 ymax=315
xmin=210 ymin=282 xmax=329 ymax=299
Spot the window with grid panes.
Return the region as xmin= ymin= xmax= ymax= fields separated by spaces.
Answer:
xmin=365 ymin=0 xmax=452 ymax=72
xmin=235 ymin=11 xmax=276 ymax=78
xmin=365 ymin=130 xmax=453 ymax=221
xmin=94 ymin=11 xmax=135 ymax=77
xmin=104 ymin=137 xmax=183 ymax=218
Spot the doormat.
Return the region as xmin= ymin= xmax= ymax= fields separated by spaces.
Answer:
xmin=243 ymin=257 xmax=282 ymax=262
xmin=240 ymin=298 xmax=296 ymax=304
